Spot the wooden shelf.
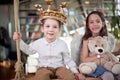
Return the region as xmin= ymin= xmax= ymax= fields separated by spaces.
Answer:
xmin=20 ymin=15 xmax=38 ymax=18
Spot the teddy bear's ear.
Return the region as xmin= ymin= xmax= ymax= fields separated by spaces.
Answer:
xmin=103 ymin=36 xmax=108 ymax=44
xmin=102 ymin=36 xmax=109 ymax=52
xmin=103 ymin=36 xmax=108 ymax=40
xmin=103 ymin=36 xmax=107 ymax=38
xmin=88 ymin=37 xmax=93 ymax=40
xmin=96 ymin=36 xmax=102 ymax=39
xmin=88 ymin=38 xmax=96 ymax=53
xmin=88 ymin=37 xmax=95 ymax=46
xmin=88 ymin=37 xmax=93 ymax=44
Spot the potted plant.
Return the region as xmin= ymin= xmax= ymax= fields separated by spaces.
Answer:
xmin=110 ymin=0 xmax=120 ymax=39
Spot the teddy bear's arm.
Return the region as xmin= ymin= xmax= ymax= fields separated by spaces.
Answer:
xmin=107 ymin=53 xmax=119 ymax=62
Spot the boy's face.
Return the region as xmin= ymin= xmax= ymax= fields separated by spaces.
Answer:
xmin=88 ymin=14 xmax=104 ymax=36
xmin=41 ymin=18 xmax=61 ymax=42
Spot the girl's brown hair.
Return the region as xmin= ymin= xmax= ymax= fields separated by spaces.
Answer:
xmin=82 ymin=11 xmax=108 ymax=40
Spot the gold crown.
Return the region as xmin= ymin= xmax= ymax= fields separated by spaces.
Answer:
xmin=34 ymin=0 xmax=67 ymax=23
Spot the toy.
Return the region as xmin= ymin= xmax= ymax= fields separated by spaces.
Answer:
xmin=79 ymin=36 xmax=120 ymax=75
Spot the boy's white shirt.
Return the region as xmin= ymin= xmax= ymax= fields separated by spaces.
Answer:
xmin=20 ymin=38 xmax=78 ymax=73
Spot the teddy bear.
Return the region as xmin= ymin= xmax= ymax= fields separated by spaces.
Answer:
xmin=79 ymin=36 xmax=120 ymax=75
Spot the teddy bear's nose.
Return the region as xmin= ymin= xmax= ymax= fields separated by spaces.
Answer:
xmin=98 ymin=49 xmax=103 ymax=53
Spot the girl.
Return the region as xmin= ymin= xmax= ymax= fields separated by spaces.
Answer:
xmin=13 ymin=17 xmax=85 ymax=80
xmin=81 ymin=11 xmax=115 ymax=80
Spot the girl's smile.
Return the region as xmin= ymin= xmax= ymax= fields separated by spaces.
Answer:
xmin=88 ymin=14 xmax=104 ymax=36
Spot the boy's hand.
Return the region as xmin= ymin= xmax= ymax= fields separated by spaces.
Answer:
xmin=75 ymin=73 xmax=85 ymax=80
xmin=13 ymin=32 xmax=21 ymax=41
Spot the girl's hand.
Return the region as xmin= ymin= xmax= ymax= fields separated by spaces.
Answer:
xmin=75 ymin=73 xmax=85 ymax=80
xmin=13 ymin=32 xmax=21 ymax=41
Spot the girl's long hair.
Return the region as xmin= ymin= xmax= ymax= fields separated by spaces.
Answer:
xmin=82 ymin=11 xmax=108 ymax=40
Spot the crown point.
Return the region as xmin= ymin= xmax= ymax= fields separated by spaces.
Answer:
xmin=61 ymin=2 xmax=67 ymax=8
xmin=34 ymin=4 xmax=41 ymax=8
xmin=45 ymin=0 xmax=53 ymax=5
xmin=34 ymin=4 xmax=43 ymax=11
xmin=45 ymin=0 xmax=53 ymax=11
